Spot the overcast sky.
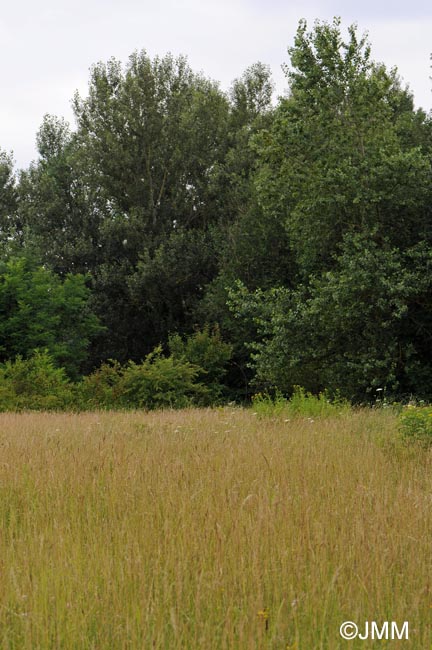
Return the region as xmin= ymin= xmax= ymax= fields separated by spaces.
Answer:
xmin=2 ymin=0 xmax=431 ymax=169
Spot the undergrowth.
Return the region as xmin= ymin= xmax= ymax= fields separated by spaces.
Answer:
xmin=251 ymin=386 xmax=351 ymax=419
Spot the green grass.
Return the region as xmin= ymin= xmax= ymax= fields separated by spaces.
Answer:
xmin=252 ymin=386 xmax=351 ymax=419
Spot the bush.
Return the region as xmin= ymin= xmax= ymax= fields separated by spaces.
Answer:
xmin=76 ymin=345 xmax=220 ymax=411
xmin=76 ymin=360 xmax=124 ymax=409
xmin=399 ymin=405 xmax=432 ymax=447
xmin=252 ymin=386 xmax=351 ymax=418
xmin=120 ymin=347 xmax=208 ymax=409
xmin=0 ymin=350 xmax=73 ymax=411
xmin=168 ymin=326 xmax=232 ymax=404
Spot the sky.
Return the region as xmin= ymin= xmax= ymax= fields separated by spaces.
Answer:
xmin=1 ymin=0 xmax=431 ymax=169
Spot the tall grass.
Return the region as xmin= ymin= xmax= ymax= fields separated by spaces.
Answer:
xmin=0 ymin=408 xmax=429 ymax=648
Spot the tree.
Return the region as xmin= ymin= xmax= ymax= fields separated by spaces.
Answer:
xmin=225 ymin=19 xmax=432 ymax=401
xmin=0 ymin=256 xmax=102 ymax=378
xmin=18 ymin=115 xmax=103 ymax=275
xmin=73 ymin=51 xmax=230 ymax=239
xmin=20 ymin=52 xmax=232 ymax=367
xmin=0 ymin=150 xmax=17 ymax=246
xmin=254 ymin=18 xmax=432 ymax=276
xmin=229 ymin=235 xmax=432 ymax=401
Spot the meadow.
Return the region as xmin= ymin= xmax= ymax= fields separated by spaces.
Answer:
xmin=0 ymin=407 xmax=430 ymax=649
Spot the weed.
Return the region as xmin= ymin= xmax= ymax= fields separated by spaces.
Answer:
xmin=399 ymin=404 xmax=432 ymax=447
xmin=252 ymin=386 xmax=350 ymax=418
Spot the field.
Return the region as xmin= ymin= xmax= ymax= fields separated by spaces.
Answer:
xmin=0 ymin=408 xmax=430 ymax=649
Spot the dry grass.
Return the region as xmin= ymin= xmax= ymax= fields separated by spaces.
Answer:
xmin=0 ymin=407 xmax=430 ymax=649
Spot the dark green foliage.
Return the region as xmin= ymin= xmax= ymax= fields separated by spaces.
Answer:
xmin=73 ymin=52 xmax=230 ymax=236
xmin=77 ymin=360 xmax=124 ymax=409
xmin=120 ymin=348 xmax=206 ymax=409
xmin=76 ymin=329 xmax=234 ymax=410
xmin=19 ymin=53 xmax=233 ymax=367
xmin=224 ymin=19 xmax=432 ymax=402
xmin=78 ymin=348 xmax=207 ymax=410
xmin=0 ymin=350 xmax=73 ymax=411
xmin=229 ymin=236 xmax=432 ymax=401
xmin=169 ymin=326 xmax=233 ymax=403
xmin=254 ymin=18 xmax=432 ymax=276
xmin=127 ymin=229 xmax=220 ymax=353
xmin=0 ymin=150 xmax=17 ymax=244
xmin=18 ymin=116 xmax=102 ymax=275
xmin=1 ymin=23 xmax=432 ymax=405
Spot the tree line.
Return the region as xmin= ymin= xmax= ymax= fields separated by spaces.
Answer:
xmin=1 ymin=17 xmax=432 ymax=407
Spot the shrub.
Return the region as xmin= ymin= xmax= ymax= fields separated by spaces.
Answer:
xmin=75 ymin=346 xmax=214 ymax=411
xmin=0 ymin=350 xmax=73 ymax=411
xmin=399 ymin=405 xmax=432 ymax=447
xmin=168 ymin=326 xmax=232 ymax=404
xmin=76 ymin=360 xmax=124 ymax=409
xmin=120 ymin=347 xmax=208 ymax=410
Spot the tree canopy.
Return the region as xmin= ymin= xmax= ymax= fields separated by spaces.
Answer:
xmin=1 ymin=19 xmax=432 ymax=403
